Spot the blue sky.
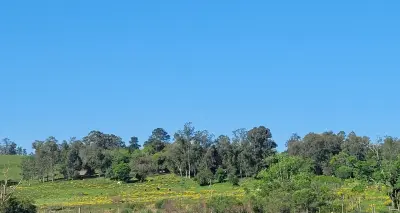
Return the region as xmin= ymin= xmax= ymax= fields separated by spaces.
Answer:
xmin=1 ymin=1 xmax=399 ymax=152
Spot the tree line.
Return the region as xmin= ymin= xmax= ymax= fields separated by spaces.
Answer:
xmin=0 ymin=138 xmax=27 ymax=156
xmin=20 ymin=122 xmax=276 ymax=185
xmin=251 ymin=131 xmax=400 ymax=212
xmin=16 ymin=123 xmax=400 ymax=212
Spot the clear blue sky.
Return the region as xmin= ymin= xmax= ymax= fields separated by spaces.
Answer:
xmin=1 ymin=1 xmax=399 ymax=152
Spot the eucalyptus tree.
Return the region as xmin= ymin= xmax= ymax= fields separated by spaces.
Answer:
xmin=144 ymin=128 xmax=170 ymax=153
xmin=128 ymin=136 xmax=140 ymax=153
xmin=174 ymin=122 xmax=196 ymax=178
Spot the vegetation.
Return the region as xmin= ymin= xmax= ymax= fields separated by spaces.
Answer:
xmin=1 ymin=164 xmax=37 ymax=213
xmin=2 ymin=122 xmax=400 ymax=212
xmin=13 ymin=174 xmax=252 ymax=208
xmin=0 ymin=138 xmax=26 ymax=156
xmin=1 ymin=197 xmax=36 ymax=213
xmin=0 ymin=155 xmax=23 ymax=180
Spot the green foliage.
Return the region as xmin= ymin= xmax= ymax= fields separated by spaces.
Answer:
xmin=12 ymin=125 xmax=400 ymax=212
xmin=207 ymin=195 xmax=244 ymax=213
xmin=287 ymin=131 xmax=344 ymax=175
xmin=21 ymin=156 xmax=36 ymax=182
xmin=228 ymin=173 xmax=239 ymax=186
xmin=130 ymin=151 xmax=155 ymax=182
xmin=246 ymin=126 xmax=277 ymax=175
xmin=13 ymin=174 xmax=251 ymax=209
xmin=257 ymin=154 xmax=313 ymax=181
xmin=0 ymin=155 xmax=23 ymax=181
xmin=0 ymin=138 xmax=21 ymax=155
xmin=196 ymin=167 xmax=214 ymax=186
xmin=254 ymin=154 xmax=338 ymax=212
xmin=112 ymin=163 xmax=131 ymax=182
xmin=144 ymin=128 xmax=170 ymax=154
xmin=1 ymin=197 xmax=37 ymax=213
xmin=351 ymin=182 xmax=366 ymax=193
xmin=215 ymin=167 xmax=226 ymax=183
xmin=335 ymin=165 xmax=353 ymax=179
xmin=128 ymin=137 xmax=140 ymax=153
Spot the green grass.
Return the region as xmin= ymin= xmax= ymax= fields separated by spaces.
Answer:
xmin=14 ymin=174 xmax=255 ymax=210
xmin=336 ymin=180 xmax=391 ymax=212
xmin=3 ymin=153 xmax=388 ymax=212
xmin=0 ymin=155 xmax=23 ymax=180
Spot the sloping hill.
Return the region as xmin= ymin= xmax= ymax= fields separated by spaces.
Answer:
xmin=0 ymin=155 xmax=23 ymax=180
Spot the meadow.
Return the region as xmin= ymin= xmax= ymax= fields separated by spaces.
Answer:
xmin=13 ymin=174 xmax=395 ymax=213
xmin=0 ymin=155 xmax=22 ymax=180
xmin=1 ymin=155 xmax=395 ymax=213
xmin=14 ymin=174 xmax=255 ymax=212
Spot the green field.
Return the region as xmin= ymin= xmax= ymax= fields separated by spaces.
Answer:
xmin=0 ymin=155 xmax=252 ymax=211
xmin=0 ymin=155 xmax=23 ymax=180
xmin=14 ymin=174 xmax=255 ymax=212
xmin=1 ymin=155 xmax=394 ymax=212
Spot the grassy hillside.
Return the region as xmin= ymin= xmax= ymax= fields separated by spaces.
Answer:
xmin=15 ymin=174 xmax=255 ymax=209
xmin=11 ymin=173 xmax=393 ymax=212
xmin=0 ymin=155 xmax=23 ymax=180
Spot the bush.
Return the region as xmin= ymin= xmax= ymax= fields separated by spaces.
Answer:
xmin=196 ymin=167 xmax=214 ymax=186
xmin=228 ymin=173 xmax=240 ymax=186
xmin=105 ymin=167 xmax=114 ymax=179
xmin=335 ymin=166 xmax=353 ymax=179
xmin=1 ymin=197 xmax=37 ymax=213
xmin=216 ymin=167 xmax=227 ymax=183
xmin=113 ymin=163 xmax=131 ymax=182
xmin=207 ymin=195 xmax=245 ymax=213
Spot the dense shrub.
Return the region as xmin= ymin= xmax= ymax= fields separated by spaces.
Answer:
xmin=113 ymin=163 xmax=131 ymax=182
xmin=335 ymin=165 xmax=353 ymax=179
xmin=216 ymin=167 xmax=227 ymax=183
xmin=228 ymin=173 xmax=240 ymax=186
xmin=196 ymin=167 xmax=214 ymax=186
xmin=207 ymin=195 xmax=245 ymax=213
xmin=1 ymin=197 xmax=37 ymax=213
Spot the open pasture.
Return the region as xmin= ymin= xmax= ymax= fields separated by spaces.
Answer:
xmin=15 ymin=174 xmax=254 ymax=209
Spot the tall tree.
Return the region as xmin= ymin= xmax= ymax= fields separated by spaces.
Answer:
xmin=165 ymin=143 xmax=186 ymax=177
xmin=67 ymin=140 xmax=84 ymax=179
xmin=287 ymin=131 xmax=344 ymax=175
xmin=216 ymin=135 xmax=232 ymax=169
xmin=0 ymin=138 xmax=17 ymax=155
xmin=128 ymin=136 xmax=140 ymax=153
xmin=174 ymin=122 xmax=196 ymax=178
xmin=144 ymin=128 xmax=170 ymax=153
xmin=247 ymin=126 xmax=277 ymax=175
xmin=191 ymin=130 xmax=214 ymax=176
xmin=43 ymin=136 xmax=60 ymax=182
xmin=203 ymin=145 xmax=220 ymax=174
xmin=32 ymin=140 xmax=47 ymax=182
xmin=381 ymin=136 xmax=400 ymax=162
xmin=232 ymin=128 xmax=249 ymax=178
xmin=286 ymin=133 xmax=302 ymax=156
xmin=130 ymin=151 xmax=155 ymax=182
xmin=81 ymin=131 xmax=123 ymax=176
xmin=16 ymin=147 xmax=23 ymax=155
xmin=341 ymin=132 xmax=370 ymax=161
xmin=21 ymin=156 xmax=36 ymax=184
xmin=83 ymin=131 xmax=124 ymax=149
